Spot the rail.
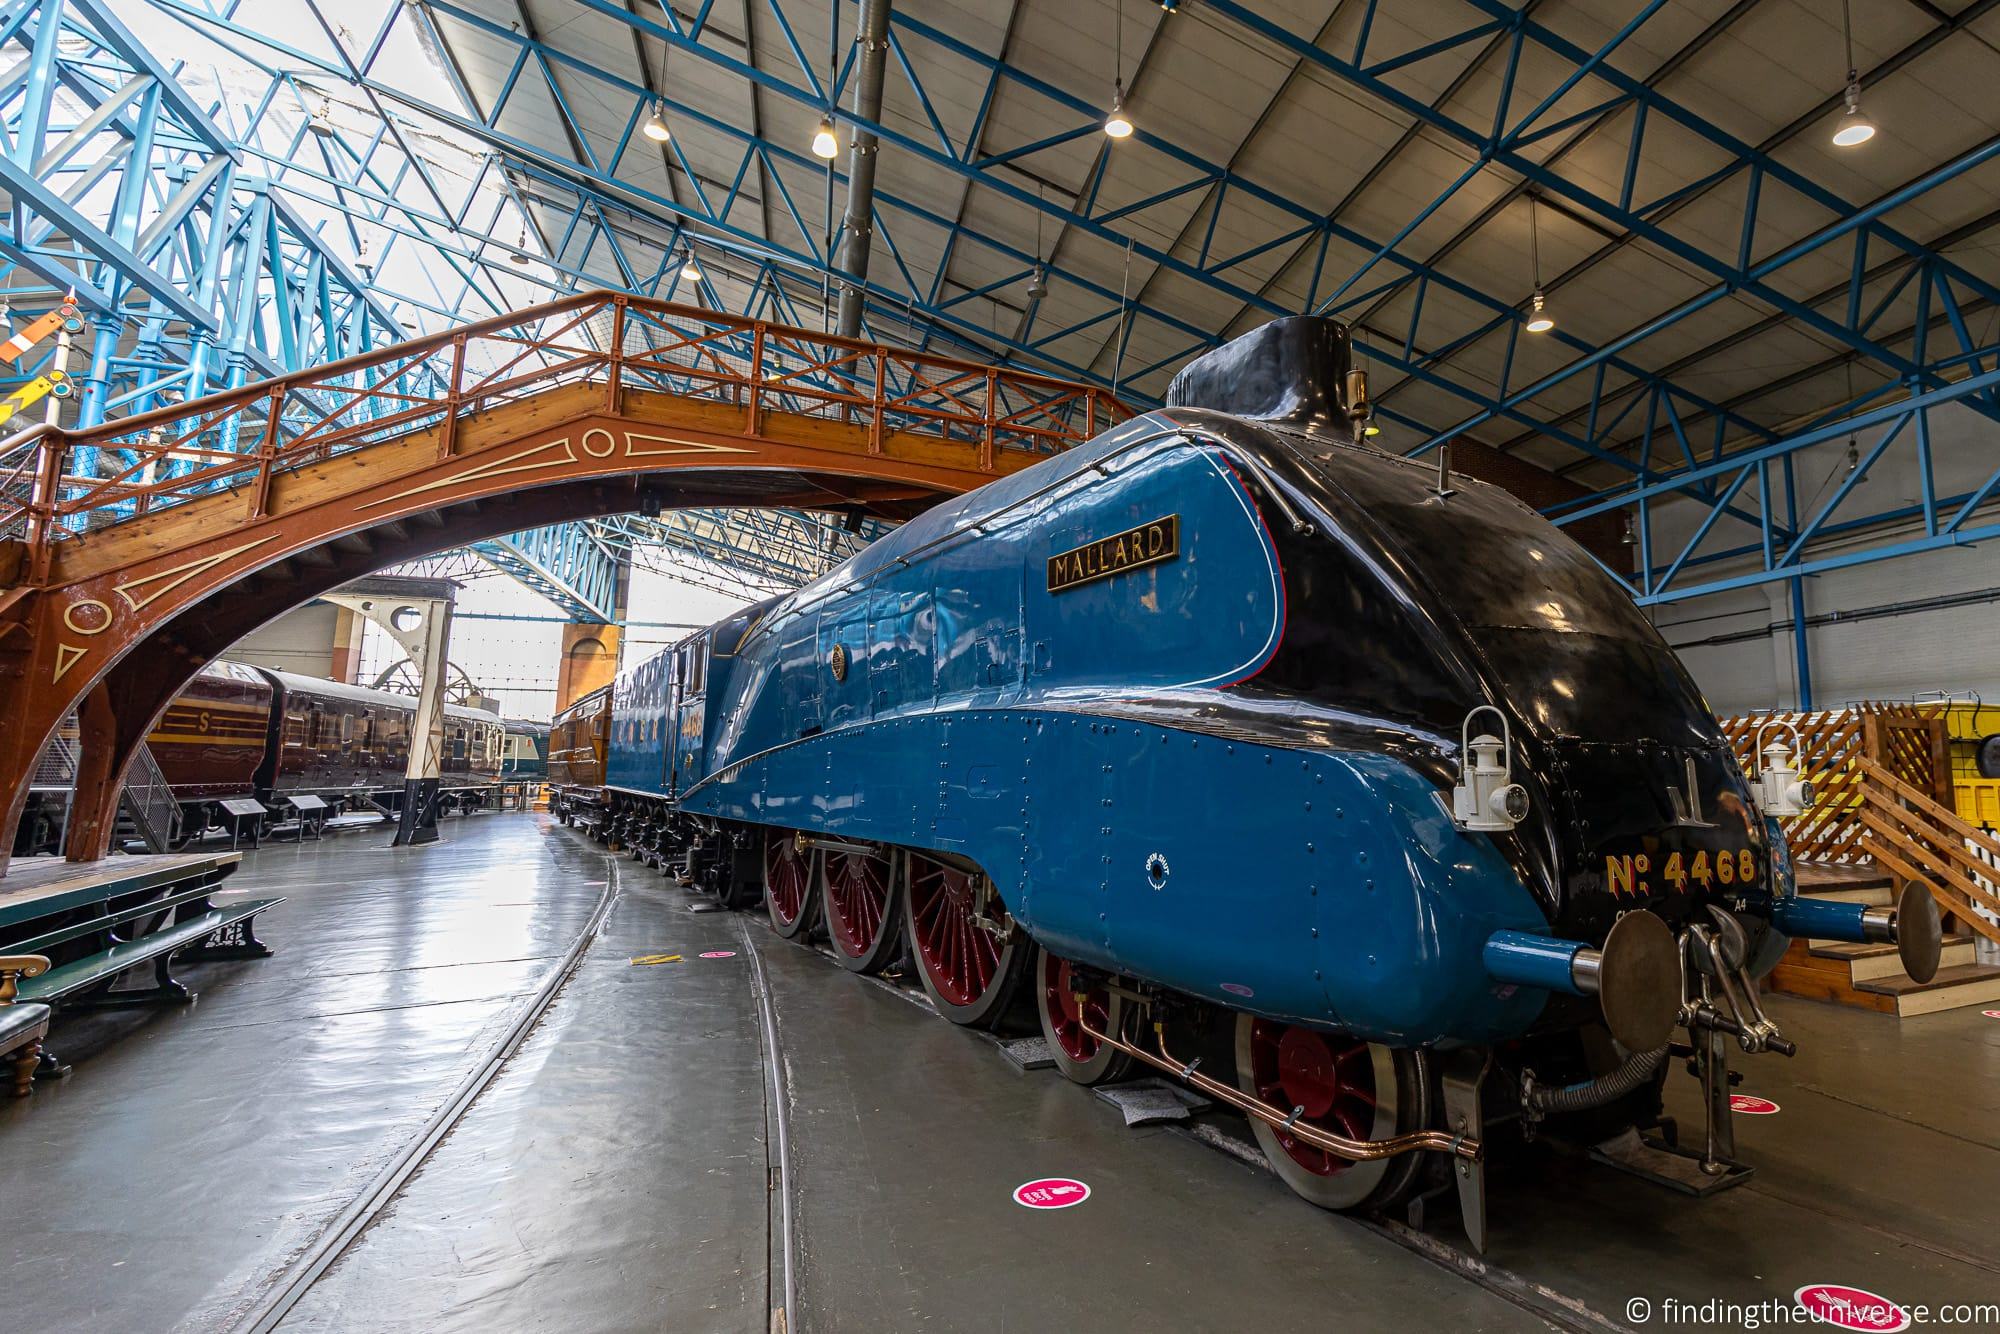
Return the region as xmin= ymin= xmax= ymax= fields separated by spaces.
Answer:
xmin=1855 ymin=757 xmax=2000 ymax=948
xmin=0 ymin=291 xmax=1131 ymax=578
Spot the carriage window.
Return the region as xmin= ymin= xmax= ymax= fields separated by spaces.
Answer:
xmin=339 ymin=713 xmax=355 ymax=751
xmin=451 ymin=727 xmax=466 ymax=761
xmin=362 ymin=710 xmax=377 ymax=750
xmin=308 ymin=707 xmax=324 ymax=748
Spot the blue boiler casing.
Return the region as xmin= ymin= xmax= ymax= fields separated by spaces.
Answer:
xmin=666 ymin=410 xmax=1587 ymax=1045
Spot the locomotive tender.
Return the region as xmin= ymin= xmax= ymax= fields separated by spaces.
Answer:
xmin=551 ymin=317 xmax=1941 ymax=1244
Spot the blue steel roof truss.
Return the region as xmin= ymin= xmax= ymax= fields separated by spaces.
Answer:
xmin=8 ymin=0 xmax=2000 ymax=628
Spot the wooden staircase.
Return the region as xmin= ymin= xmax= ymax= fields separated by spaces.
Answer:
xmin=1769 ymin=866 xmax=2000 ymax=1015
xmin=1723 ymin=707 xmax=2000 ymax=1017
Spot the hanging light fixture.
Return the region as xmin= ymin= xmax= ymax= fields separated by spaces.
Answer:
xmin=1525 ymin=197 xmax=1555 ymax=333
xmin=679 ymin=248 xmax=701 ymax=282
xmin=811 ymin=115 xmax=839 ymax=159
xmin=643 ymin=99 xmax=672 ymax=143
xmin=1842 ymin=364 xmax=1868 ymax=481
xmin=1026 ymin=189 xmax=1050 ymax=299
xmin=1105 ymin=1 xmax=1134 ymax=138
xmin=308 ymin=97 xmax=335 ymax=137
xmin=1832 ymin=0 xmax=1876 ymax=147
xmin=509 ymin=220 xmax=532 ymax=266
xmin=1105 ymin=85 xmax=1134 ymax=139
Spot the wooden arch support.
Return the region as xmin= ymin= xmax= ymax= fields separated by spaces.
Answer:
xmin=0 ymin=293 xmax=1125 ymax=872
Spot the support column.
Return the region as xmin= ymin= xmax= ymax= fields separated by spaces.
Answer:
xmin=555 ymin=623 xmax=621 ymax=712
xmin=554 ymin=553 xmax=629 ymax=712
xmin=833 ymin=0 xmax=893 ymax=338
xmin=329 ymin=603 xmax=366 ymax=684
xmin=1789 ymin=577 xmax=1814 ymax=711
xmin=65 ymin=682 xmax=124 ymax=862
xmin=393 ymin=595 xmax=454 ymax=847
xmin=321 ymin=577 xmax=462 ymax=847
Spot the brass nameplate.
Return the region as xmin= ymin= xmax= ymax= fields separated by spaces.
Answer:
xmin=1047 ymin=514 xmax=1180 ymax=593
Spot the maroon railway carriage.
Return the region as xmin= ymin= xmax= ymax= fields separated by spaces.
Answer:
xmin=17 ymin=663 xmax=505 ymax=853
xmin=545 ymin=684 xmax=611 ymax=825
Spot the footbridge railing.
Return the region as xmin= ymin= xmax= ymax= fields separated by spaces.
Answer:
xmin=0 ymin=291 xmax=1129 ymax=581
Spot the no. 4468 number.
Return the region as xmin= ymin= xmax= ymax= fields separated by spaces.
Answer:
xmin=1605 ymin=847 xmax=1755 ymax=898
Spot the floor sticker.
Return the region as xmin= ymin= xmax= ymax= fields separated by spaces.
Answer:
xmin=1730 ymin=1094 xmax=1780 ymax=1115
xmin=699 ymin=950 xmax=737 ymax=959
xmin=629 ymin=954 xmax=682 ymax=966
xmin=1013 ymin=1178 xmax=1090 ymax=1210
xmin=1792 ymin=1283 xmax=1910 ymax=1332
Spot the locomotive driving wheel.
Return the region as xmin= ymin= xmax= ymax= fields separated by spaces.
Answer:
xmin=763 ymin=830 xmax=822 ymax=940
xmin=1233 ymin=1014 xmax=1432 ymax=1212
xmin=1036 ymin=947 xmax=1133 ymax=1085
xmin=820 ymin=844 xmax=905 ymax=974
xmin=903 ymin=851 xmax=1030 ymax=1028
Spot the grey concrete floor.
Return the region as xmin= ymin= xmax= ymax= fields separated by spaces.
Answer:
xmin=4 ymin=813 xmax=1998 ymax=1333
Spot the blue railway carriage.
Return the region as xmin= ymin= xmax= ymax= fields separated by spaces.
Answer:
xmin=577 ymin=317 xmax=1939 ymax=1245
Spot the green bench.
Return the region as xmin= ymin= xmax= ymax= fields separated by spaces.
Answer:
xmin=0 ymin=852 xmax=283 ymax=1086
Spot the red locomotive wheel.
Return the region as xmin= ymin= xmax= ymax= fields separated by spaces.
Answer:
xmin=763 ymin=830 xmax=821 ymax=940
xmin=1233 ymin=1014 xmax=1431 ymax=1212
xmin=1037 ymin=947 xmax=1133 ymax=1086
xmin=904 ymin=852 xmax=1029 ymax=1028
xmin=821 ymin=845 xmax=905 ymax=973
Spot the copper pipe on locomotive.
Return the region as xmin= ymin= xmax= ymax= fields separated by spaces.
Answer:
xmin=1073 ymin=1009 xmax=1482 ymax=1166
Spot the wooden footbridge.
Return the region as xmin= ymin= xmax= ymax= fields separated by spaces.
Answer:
xmin=0 ymin=292 xmax=1127 ymax=870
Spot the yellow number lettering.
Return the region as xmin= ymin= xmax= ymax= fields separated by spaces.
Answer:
xmin=1739 ymin=848 xmax=1756 ymax=883
xmin=1691 ymin=850 xmax=1712 ymax=886
xmin=1606 ymin=855 xmax=1634 ymax=898
xmin=1717 ymin=850 xmax=1735 ymax=884
xmin=1664 ymin=852 xmax=1684 ymax=886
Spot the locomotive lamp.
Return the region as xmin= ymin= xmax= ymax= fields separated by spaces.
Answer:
xmin=1453 ymin=705 xmax=1529 ymax=832
xmin=1748 ymin=722 xmax=1813 ymax=817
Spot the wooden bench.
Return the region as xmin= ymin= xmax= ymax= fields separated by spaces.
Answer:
xmin=0 ymin=853 xmax=283 ymax=1082
xmin=0 ymin=955 xmax=52 ymax=1096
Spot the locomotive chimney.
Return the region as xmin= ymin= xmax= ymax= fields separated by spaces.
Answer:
xmin=1164 ymin=316 xmax=1362 ymax=439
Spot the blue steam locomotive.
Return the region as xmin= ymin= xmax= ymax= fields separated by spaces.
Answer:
xmin=548 ymin=317 xmax=1940 ymax=1245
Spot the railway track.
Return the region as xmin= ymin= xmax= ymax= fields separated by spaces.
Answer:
xmin=740 ymin=914 xmax=802 ymax=1334
xmin=228 ymin=858 xmax=621 ymax=1334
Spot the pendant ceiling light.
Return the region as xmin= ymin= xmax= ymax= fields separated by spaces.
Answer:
xmin=1832 ymin=0 xmax=1876 ymax=146
xmin=811 ymin=115 xmax=839 ymax=159
xmin=643 ymin=100 xmax=672 ymax=143
xmin=1104 ymin=2 xmax=1134 ymax=139
xmin=1026 ymin=189 xmax=1050 ymax=298
xmin=1525 ymin=197 xmax=1555 ymax=334
xmin=308 ymin=97 xmax=335 ymax=137
xmin=679 ymin=248 xmax=701 ymax=282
